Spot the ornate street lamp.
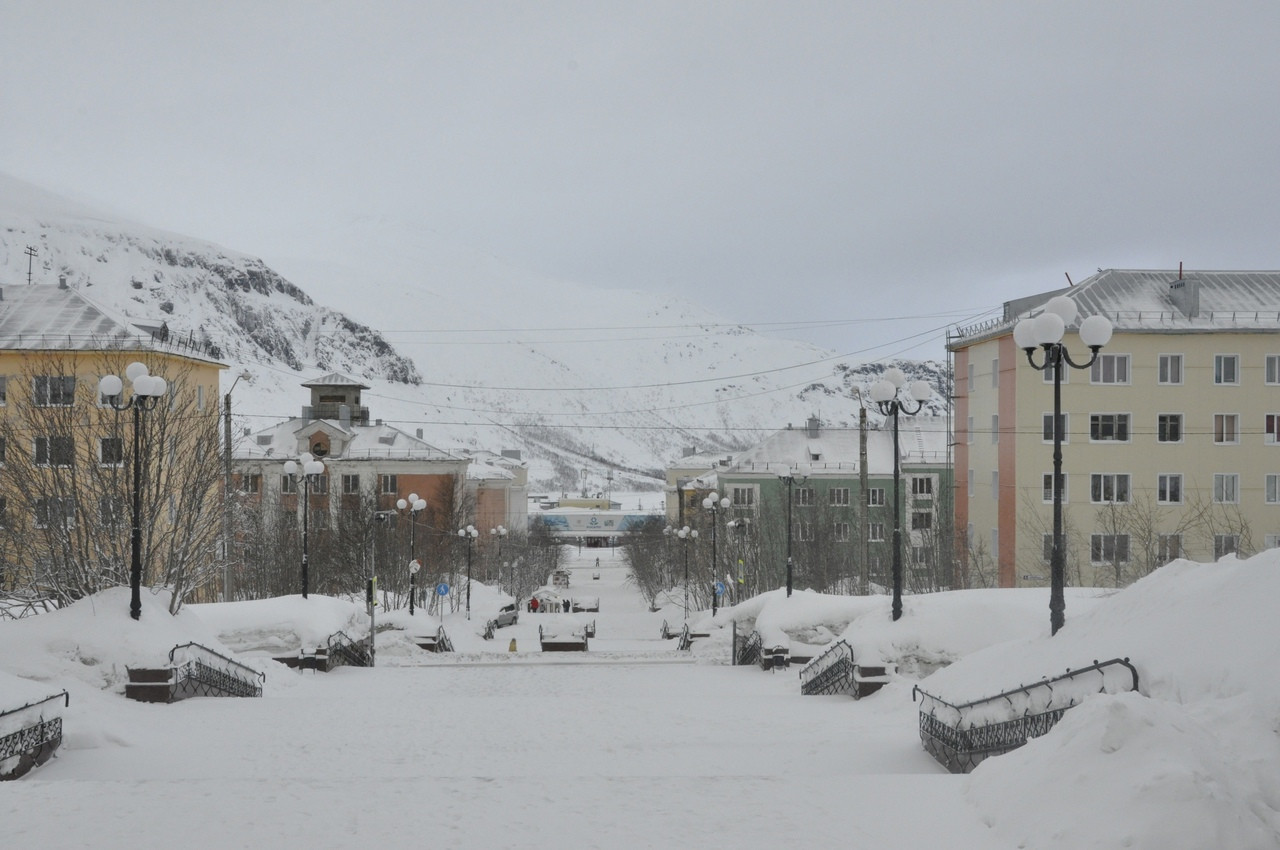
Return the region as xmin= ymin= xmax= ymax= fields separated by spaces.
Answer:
xmin=776 ymin=466 xmax=810 ymax=597
xmin=490 ymin=525 xmax=508 ymax=589
xmin=675 ymin=525 xmax=697 ymax=620
xmin=396 ymin=493 xmax=426 ymax=614
xmin=1014 ymin=295 xmax=1113 ymax=635
xmin=99 ymin=362 xmax=167 ymax=621
xmin=458 ymin=524 xmax=478 ymax=619
xmin=870 ymin=367 xmax=933 ymax=622
xmin=702 ymin=492 xmax=730 ymax=616
xmin=283 ymin=453 xmax=326 ymax=599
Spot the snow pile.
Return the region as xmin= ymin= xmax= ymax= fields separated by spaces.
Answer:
xmin=187 ymin=594 xmax=370 ymax=656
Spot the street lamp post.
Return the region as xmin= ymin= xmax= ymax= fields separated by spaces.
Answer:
xmin=490 ymin=525 xmax=507 ymax=589
xmin=283 ymin=453 xmax=326 ymax=599
xmin=776 ymin=466 xmax=810 ymax=597
xmin=99 ymin=362 xmax=168 ymax=621
xmin=221 ymin=370 xmax=252 ymax=602
xmin=702 ymin=492 xmax=730 ymax=617
xmin=1014 ymin=295 xmax=1113 ymax=635
xmin=870 ymin=368 xmax=933 ymax=622
xmin=396 ymin=494 xmax=426 ymax=614
xmin=458 ymin=525 xmax=478 ymax=619
xmin=676 ymin=525 xmax=697 ymax=620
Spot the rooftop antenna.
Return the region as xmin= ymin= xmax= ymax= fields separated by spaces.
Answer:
xmin=1064 ymin=272 xmax=1073 ymax=286
xmin=24 ymin=246 xmax=37 ymax=285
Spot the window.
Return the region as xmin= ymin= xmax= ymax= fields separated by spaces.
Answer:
xmin=1157 ymin=474 xmax=1183 ymax=505
xmin=991 ymin=414 xmax=999 ymax=444
xmin=1042 ymin=413 xmax=1068 ymax=443
xmin=1214 ymin=414 xmax=1239 ymax=445
xmin=196 ymin=385 xmax=205 ymax=411
xmin=33 ymin=375 xmax=76 ymax=406
xmin=911 ymin=511 xmax=933 ymax=531
xmin=868 ymin=522 xmax=885 ymax=542
xmin=0 ymin=497 xmax=5 ymax=527
xmin=378 ymin=474 xmax=398 ymax=495
xmin=1090 ymin=354 xmax=1130 ymax=385
xmin=966 ymin=416 xmax=973 ymax=445
xmin=991 ymin=358 xmax=999 ymax=388
xmin=0 ymin=375 xmax=6 ymax=405
xmin=1090 ymin=473 xmax=1131 ymax=503
xmin=1042 ymin=533 xmax=1054 ymax=563
xmin=0 ymin=436 xmax=5 ymax=464
xmin=1091 ymin=534 xmax=1130 ymax=564
xmin=1157 ymin=414 xmax=1182 ymax=443
xmin=1214 ymin=354 xmax=1239 ymax=385
xmin=911 ymin=477 xmax=933 ymax=498
xmin=797 ymin=520 xmax=813 ymax=542
xmin=834 ymin=522 xmax=850 ymax=542
xmin=991 ymin=528 xmax=999 ymax=555
xmin=1158 ymin=354 xmax=1183 ymax=385
xmin=828 ymin=487 xmax=850 ymax=507
xmin=311 ymin=474 xmax=329 ymax=495
xmin=731 ymin=486 xmax=755 ymax=508
xmin=34 ymin=497 xmax=75 ymax=529
xmin=794 ymin=487 xmax=815 ymax=507
xmin=991 ymin=471 xmax=999 ymax=500
xmin=1042 ymin=473 xmax=1067 ymax=503
xmin=34 ymin=435 xmax=74 ymax=467
xmin=1265 ymin=414 xmax=1280 ymax=444
xmin=1214 ymin=534 xmax=1239 ymax=559
xmin=1090 ymin=413 xmax=1130 ymax=442
xmin=99 ymin=437 xmax=123 ymax=466
xmin=1267 ymin=355 xmax=1280 ymax=385
xmin=865 ymin=488 xmax=885 ymax=507
xmin=1043 ymin=363 xmax=1069 ymax=384
xmin=1213 ymin=473 xmax=1239 ymax=504
xmin=239 ymin=473 xmax=261 ymax=494
xmin=99 ymin=495 xmax=124 ymax=527
xmin=342 ymin=474 xmax=361 ymax=495
xmin=281 ymin=474 xmax=297 ymax=495
xmin=967 ymin=469 xmax=974 ymax=497
xmin=1266 ymin=474 xmax=1280 ymax=505
xmin=1265 ymin=534 xmax=1280 ymax=550
xmin=967 ymin=363 xmax=975 ymax=392
xmin=1157 ymin=534 xmax=1182 ymax=564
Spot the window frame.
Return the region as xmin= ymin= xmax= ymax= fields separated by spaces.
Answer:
xmin=1042 ymin=412 xmax=1068 ymax=444
xmin=1042 ymin=472 xmax=1068 ymax=504
xmin=1214 ymin=354 xmax=1240 ymax=385
xmin=1158 ymin=354 xmax=1183 ymax=385
xmin=1157 ymin=473 xmax=1183 ymax=505
xmin=1090 ymin=472 xmax=1131 ymax=504
xmin=1089 ymin=412 xmax=1131 ymax=443
xmin=1213 ymin=413 xmax=1240 ymax=445
xmin=1090 ymin=354 xmax=1131 ymax=385
xmin=1213 ymin=473 xmax=1240 ymax=504
xmin=1090 ymin=533 xmax=1131 ymax=565
xmin=1157 ymin=413 xmax=1183 ymax=444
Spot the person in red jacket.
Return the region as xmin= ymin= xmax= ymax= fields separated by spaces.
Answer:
xmin=531 ymin=597 xmax=540 ymax=613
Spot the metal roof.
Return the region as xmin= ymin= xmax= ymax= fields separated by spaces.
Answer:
xmin=301 ymin=372 xmax=370 ymax=389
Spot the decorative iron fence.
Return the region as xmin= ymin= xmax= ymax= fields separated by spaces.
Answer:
xmin=735 ymin=630 xmax=762 ymax=667
xmin=434 ymin=626 xmax=454 ymax=653
xmin=0 ymin=691 xmax=69 ymax=780
xmin=800 ymin=641 xmax=855 ymax=696
xmin=676 ymin=624 xmax=693 ymax=651
xmin=325 ymin=631 xmax=374 ymax=669
xmin=168 ymin=643 xmax=265 ymax=699
xmin=913 ymin=657 xmax=1140 ymax=773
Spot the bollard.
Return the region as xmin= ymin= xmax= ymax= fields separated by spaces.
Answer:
xmin=509 ymin=638 xmax=517 ymax=653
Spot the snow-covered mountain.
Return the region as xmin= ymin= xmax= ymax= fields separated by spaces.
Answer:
xmin=0 ymin=173 xmax=950 ymax=491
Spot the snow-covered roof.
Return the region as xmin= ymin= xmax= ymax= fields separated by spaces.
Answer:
xmin=952 ymin=268 xmax=1280 ymax=346
xmin=301 ymin=372 xmax=370 ymax=389
xmin=728 ymin=416 xmax=949 ymax=476
xmin=235 ymin=417 xmax=466 ymax=462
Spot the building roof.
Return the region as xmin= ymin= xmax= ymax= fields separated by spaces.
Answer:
xmin=951 ymin=268 xmax=1280 ymax=347
xmin=726 ymin=416 xmax=949 ymax=477
xmin=301 ymin=372 xmax=370 ymax=389
xmin=235 ymin=417 xmax=467 ymax=463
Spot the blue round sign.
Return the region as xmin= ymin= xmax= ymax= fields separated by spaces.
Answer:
xmin=714 ymin=581 xmax=726 ymax=596
xmin=436 ymin=583 xmax=450 ymax=596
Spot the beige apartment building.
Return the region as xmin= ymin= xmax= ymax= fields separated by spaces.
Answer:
xmin=950 ymin=269 xmax=1280 ymax=589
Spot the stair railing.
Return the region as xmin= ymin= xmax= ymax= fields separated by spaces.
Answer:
xmin=800 ymin=640 xmax=855 ymax=696
xmin=169 ymin=643 xmax=266 ymax=698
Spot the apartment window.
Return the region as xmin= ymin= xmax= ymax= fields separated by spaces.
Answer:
xmin=34 ymin=497 xmax=76 ymax=529
xmin=865 ymin=488 xmax=885 ymax=507
xmin=1214 ymin=354 xmax=1239 ymax=385
xmin=1157 ymin=473 xmax=1183 ymax=505
xmin=1090 ymin=413 xmax=1130 ymax=442
xmin=1265 ymin=534 xmax=1280 ymax=550
xmin=834 ymin=521 xmax=850 ymax=542
xmin=0 ymin=497 xmax=5 ymax=528
xmin=797 ymin=520 xmax=813 ymax=542
xmin=991 ymin=528 xmax=999 ymax=556
xmin=1157 ymin=534 xmax=1182 ymax=564
xmin=911 ymin=477 xmax=933 ymax=498
xmin=99 ymin=495 xmax=124 ymax=527
xmin=731 ymin=486 xmax=755 ymax=508
xmin=1042 ymin=413 xmax=1068 ymax=443
xmin=828 ymin=487 xmax=850 ymax=507
xmin=1090 ymin=473 xmax=1131 ymax=504
xmin=991 ymin=358 xmax=999 ymax=388
xmin=196 ymin=385 xmax=205 ymax=412
xmin=34 ymin=435 xmax=74 ymax=467
xmin=966 ymin=416 xmax=974 ymax=445
xmin=1213 ymin=473 xmax=1239 ymax=504
xmin=1266 ymin=355 xmax=1280 ymax=385
xmin=1090 ymin=354 xmax=1130 ymax=385
xmin=911 ymin=511 xmax=933 ymax=531
xmin=342 ymin=474 xmax=361 ymax=495
xmin=0 ymin=436 xmax=6 ymax=464
xmin=991 ymin=471 xmax=999 ymax=500
xmin=1157 ymin=414 xmax=1182 ymax=444
xmin=281 ymin=474 xmax=297 ymax=495
xmin=1042 ymin=533 xmax=1054 ymax=563
xmin=1214 ymin=534 xmax=1239 ymax=559
xmin=0 ymin=375 xmax=6 ymax=405
xmin=1158 ymin=354 xmax=1183 ymax=385
xmin=239 ymin=473 xmax=261 ymax=494
xmin=99 ymin=437 xmax=124 ymax=466
xmin=868 ymin=522 xmax=885 ymax=542
xmin=1043 ymin=364 xmax=1068 ymax=384
xmin=1265 ymin=474 xmax=1280 ymax=505
xmin=33 ymin=375 xmax=76 ymax=407
xmin=1265 ymin=414 xmax=1280 ymax=444
xmin=967 ymin=363 xmax=975 ymax=392
xmin=991 ymin=414 xmax=999 ymax=444
xmin=1091 ymin=534 xmax=1130 ymax=564
xmin=378 ymin=474 xmax=398 ymax=495
xmin=967 ymin=469 xmax=974 ymax=497
xmin=794 ymin=487 xmax=815 ymax=507
xmin=311 ymin=474 xmax=330 ymax=495
xmin=1042 ymin=472 xmax=1067 ymax=503
xmin=1213 ymin=414 xmax=1239 ymax=445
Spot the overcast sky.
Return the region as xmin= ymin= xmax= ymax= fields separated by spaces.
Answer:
xmin=4 ymin=1 xmax=1279 ymax=356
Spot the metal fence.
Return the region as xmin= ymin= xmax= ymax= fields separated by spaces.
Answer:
xmin=169 ymin=643 xmax=265 ymax=699
xmin=0 ymin=691 xmax=69 ymax=780
xmin=325 ymin=631 xmax=374 ymax=669
xmin=800 ymin=641 xmax=855 ymax=696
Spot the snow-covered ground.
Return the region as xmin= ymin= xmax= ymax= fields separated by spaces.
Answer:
xmin=2 ymin=547 xmax=1278 ymax=849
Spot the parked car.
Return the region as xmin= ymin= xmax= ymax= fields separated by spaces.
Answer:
xmin=494 ymin=604 xmax=519 ymax=627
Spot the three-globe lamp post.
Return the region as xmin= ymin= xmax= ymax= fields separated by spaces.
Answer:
xmin=397 ymin=493 xmax=426 ymax=614
xmin=458 ymin=524 xmax=478 ymax=619
xmin=283 ymin=453 xmax=326 ymax=599
xmin=702 ymin=492 xmax=730 ymax=617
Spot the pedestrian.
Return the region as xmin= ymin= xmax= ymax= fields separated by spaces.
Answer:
xmin=531 ymin=597 xmax=539 ymax=614
xmin=563 ymin=597 xmax=570 ymax=613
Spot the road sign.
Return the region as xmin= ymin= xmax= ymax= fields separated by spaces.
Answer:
xmin=409 ymin=559 xmax=421 ymax=574
xmin=714 ymin=581 xmax=726 ymax=596
xmin=436 ymin=583 xmax=450 ymax=596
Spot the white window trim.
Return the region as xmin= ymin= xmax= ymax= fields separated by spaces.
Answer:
xmin=1214 ymin=354 xmax=1240 ymax=386
xmin=1156 ymin=413 xmax=1184 ymax=445
xmin=1089 ymin=412 xmax=1132 ymax=444
xmin=1158 ymin=353 xmax=1184 ymax=386
xmin=1157 ymin=472 xmax=1183 ymax=505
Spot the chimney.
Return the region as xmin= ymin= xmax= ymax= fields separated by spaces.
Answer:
xmin=501 ymin=449 xmax=522 ymax=460
xmin=806 ymin=415 xmax=821 ymax=438
xmin=416 ymin=428 xmax=424 ymax=439
xmin=339 ymin=404 xmax=351 ymax=429
xmin=682 ymin=447 xmax=697 ymax=458
xmin=301 ymin=405 xmax=314 ymax=421
xmin=59 ymin=275 xmax=68 ymax=290
xmin=1169 ymin=278 xmax=1200 ymax=319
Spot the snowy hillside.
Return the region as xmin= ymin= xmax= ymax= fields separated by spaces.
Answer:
xmin=0 ymin=174 xmax=950 ymax=490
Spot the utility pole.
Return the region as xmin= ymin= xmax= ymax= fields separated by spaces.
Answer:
xmin=24 ymin=246 xmax=37 ymax=285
